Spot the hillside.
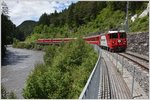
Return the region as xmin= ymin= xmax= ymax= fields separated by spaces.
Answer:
xmin=17 ymin=20 xmax=37 ymax=37
xmin=23 ymin=1 xmax=148 ymax=43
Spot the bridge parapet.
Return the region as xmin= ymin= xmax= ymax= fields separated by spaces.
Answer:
xmin=79 ymin=45 xmax=101 ymax=99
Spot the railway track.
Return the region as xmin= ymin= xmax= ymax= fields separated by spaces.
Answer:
xmin=125 ymin=52 xmax=149 ymax=62
xmin=118 ymin=52 xmax=149 ymax=71
xmin=101 ymin=49 xmax=149 ymax=98
xmin=98 ymin=54 xmax=132 ymax=99
xmin=98 ymin=58 xmax=111 ymax=99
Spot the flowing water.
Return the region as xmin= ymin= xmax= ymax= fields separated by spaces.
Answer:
xmin=1 ymin=45 xmax=44 ymax=98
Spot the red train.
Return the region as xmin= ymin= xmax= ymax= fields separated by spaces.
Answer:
xmin=84 ymin=30 xmax=127 ymax=52
xmin=37 ymin=30 xmax=127 ymax=52
xmin=37 ymin=38 xmax=76 ymax=44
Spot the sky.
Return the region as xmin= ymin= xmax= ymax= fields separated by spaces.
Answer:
xmin=2 ymin=0 xmax=78 ymax=26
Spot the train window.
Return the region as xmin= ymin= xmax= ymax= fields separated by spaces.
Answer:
xmin=120 ymin=32 xmax=126 ymax=38
xmin=109 ymin=33 xmax=118 ymax=39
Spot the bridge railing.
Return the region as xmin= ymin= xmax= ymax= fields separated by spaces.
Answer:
xmin=79 ymin=45 xmax=101 ymax=99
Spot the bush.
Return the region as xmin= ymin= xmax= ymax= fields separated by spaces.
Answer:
xmin=23 ymin=39 xmax=98 ymax=99
xmin=12 ymin=38 xmax=20 ymax=47
xmin=8 ymin=91 xmax=17 ymax=99
xmin=13 ymin=41 xmax=44 ymax=50
xmin=33 ymin=44 xmax=44 ymax=50
xmin=130 ymin=16 xmax=149 ymax=32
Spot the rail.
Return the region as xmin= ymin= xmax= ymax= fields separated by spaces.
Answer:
xmin=79 ymin=45 xmax=101 ymax=99
xmin=118 ymin=53 xmax=149 ymax=71
xmin=125 ymin=51 xmax=149 ymax=62
xmin=107 ymin=51 xmax=149 ymax=97
xmin=98 ymin=57 xmax=111 ymax=99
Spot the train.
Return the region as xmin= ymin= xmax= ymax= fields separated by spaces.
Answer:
xmin=37 ymin=30 xmax=127 ymax=52
xmin=37 ymin=38 xmax=76 ymax=44
xmin=84 ymin=30 xmax=127 ymax=52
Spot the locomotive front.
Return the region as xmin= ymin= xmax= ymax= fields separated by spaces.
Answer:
xmin=108 ymin=30 xmax=127 ymax=52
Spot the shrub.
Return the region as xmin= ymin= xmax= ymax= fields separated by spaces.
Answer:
xmin=23 ymin=39 xmax=98 ymax=99
xmin=130 ymin=16 xmax=149 ymax=32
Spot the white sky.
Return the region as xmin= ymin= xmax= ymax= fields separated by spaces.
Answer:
xmin=3 ymin=0 xmax=78 ymax=26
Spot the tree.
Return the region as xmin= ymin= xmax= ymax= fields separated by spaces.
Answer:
xmin=38 ymin=13 xmax=49 ymax=26
xmin=67 ymin=3 xmax=75 ymax=28
xmin=129 ymin=1 xmax=148 ymax=14
xmin=1 ymin=1 xmax=16 ymax=58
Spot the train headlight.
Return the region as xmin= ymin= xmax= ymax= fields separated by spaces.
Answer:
xmin=118 ymin=40 xmax=121 ymax=43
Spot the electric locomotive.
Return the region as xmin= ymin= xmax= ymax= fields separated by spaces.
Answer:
xmin=99 ymin=30 xmax=127 ymax=52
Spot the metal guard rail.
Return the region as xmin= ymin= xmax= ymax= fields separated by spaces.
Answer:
xmin=79 ymin=45 xmax=101 ymax=99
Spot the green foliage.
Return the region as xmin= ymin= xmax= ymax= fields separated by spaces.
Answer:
xmin=8 ymin=91 xmax=17 ymax=99
xmin=38 ymin=13 xmax=49 ymax=26
xmin=13 ymin=42 xmax=24 ymax=48
xmin=129 ymin=16 xmax=149 ymax=32
xmin=12 ymin=38 xmax=19 ymax=47
xmin=1 ymin=14 xmax=15 ymax=58
xmin=129 ymin=1 xmax=148 ymax=14
xmin=14 ymin=27 xmax=25 ymax=41
xmin=106 ymin=1 xmax=126 ymax=12
xmin=43 ymin=45 xmax=60 ymax=64
xmin=22 ymin=1 xmax=148 ymax=44
xmin=37 ymin=2 xmax=108 ymax=29
xmin=17 ymin=20 xmax=37 ymax=38
xmin=23 ymin=63 xmax=49 ymax=99
xmin=26 ymin=33 xmax=44 ymax=42
xmin=1 ymin=44 xmax=6 ymax=58
xmin=94 ymin=8 xmax=125 ymax=31
xmin=23 ymin=39 xmax=98 ymax=99
xmin=72 ymin=7 xmax=125 ymax=37
xmin=1 ymin=14 xmax=15 ymax=45
xmin=13 ymin=40 xmax=45 ymax=51
xmin=67 ymin=3 xmax=75 ymax=28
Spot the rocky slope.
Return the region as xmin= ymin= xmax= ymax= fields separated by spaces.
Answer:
xmin=127 ymin=32 xmax=149 ymax=56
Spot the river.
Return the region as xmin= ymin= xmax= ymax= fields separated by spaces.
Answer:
xmin=1 ymin=45 xmax=44 ymax=99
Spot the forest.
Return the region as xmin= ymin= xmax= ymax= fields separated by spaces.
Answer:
xmin=25 ymin=1 xmax=148 ymax=43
